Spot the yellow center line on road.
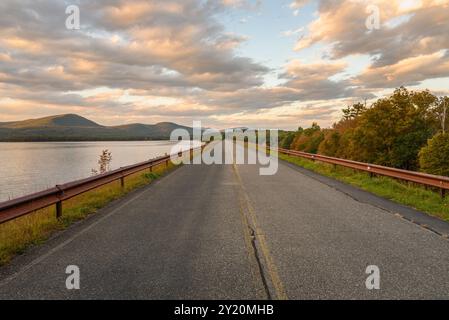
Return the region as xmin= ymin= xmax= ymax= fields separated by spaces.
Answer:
xmin=232 ymin=163 xmax=288 ymax=300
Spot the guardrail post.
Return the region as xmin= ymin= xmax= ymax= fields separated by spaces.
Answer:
xmin=56 ymin=201 xmax=62 ymax=219
xmin=163 ymin=153 xmax=169 ymax=168
xmin=441 ymin=188 xmax=446 ymax=199
xmin=55 ymin=185 xmax=63 ymax=219
xmin=120 ymin=176 xmax=125 ymax=188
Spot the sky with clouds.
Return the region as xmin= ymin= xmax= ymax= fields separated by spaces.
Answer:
xmin=0 ymin=0 xmax=448 ymax=129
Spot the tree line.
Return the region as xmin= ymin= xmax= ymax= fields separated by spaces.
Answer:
xmin=279 ymin=87 xmax=449 ymax=176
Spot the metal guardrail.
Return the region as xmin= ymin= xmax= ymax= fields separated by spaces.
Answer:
xmin=0 ymin=145 xmax=205 ymax=225
xmin=277 ymin=147 xmax=449 ymax=198
xmin=3 ymin=143 xmax=446 ymax=225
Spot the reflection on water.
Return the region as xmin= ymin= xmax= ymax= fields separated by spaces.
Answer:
xmin=0 ymin=141 xmax=193 ymax=201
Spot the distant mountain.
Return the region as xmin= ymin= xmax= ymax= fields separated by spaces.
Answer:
xmin=0 ymin=114 xmax=101 ymax=129
xmin=0 ymin=114 xmax=194 ymax=142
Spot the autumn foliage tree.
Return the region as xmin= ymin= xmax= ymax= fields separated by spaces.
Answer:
xmin=279 ymin=130 xmax=297 ymax=149
xmin=291 ymin=123 xmax=324 ymax=153
xmin=282 ymin=87 xmax=448 ymax=174
xmin=419 ymin=133 xmax=449 ymax=176
xmin=318 ymin=130 xmax=341 ymax=157
xmin=349 ymin=88 xmax=437 ymax=169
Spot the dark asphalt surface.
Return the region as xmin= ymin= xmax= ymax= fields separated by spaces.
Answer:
xmin=1 ymin=144 xmax=449 ymax=299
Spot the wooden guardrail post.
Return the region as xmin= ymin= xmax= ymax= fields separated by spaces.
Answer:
xmin=441 ymin=188 xmax=446 ymax=199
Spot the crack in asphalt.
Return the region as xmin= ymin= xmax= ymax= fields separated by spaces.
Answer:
xmin=232 ymin=162 xmax=288 ymax=300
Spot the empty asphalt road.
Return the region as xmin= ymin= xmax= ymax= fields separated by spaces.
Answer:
xmin=1 ymin=144 xmax=449 ymax=299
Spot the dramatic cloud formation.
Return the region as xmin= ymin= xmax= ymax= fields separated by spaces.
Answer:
xmin=0 ymin=0 xmax=448 ymax=129
xmin=296 ymin=1 xmax=449 ymax=64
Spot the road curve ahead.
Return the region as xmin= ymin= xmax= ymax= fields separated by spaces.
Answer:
xmin=1 ymin=146 xmax=449 ymax=299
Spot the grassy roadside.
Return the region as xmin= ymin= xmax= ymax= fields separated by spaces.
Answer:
xmin=0 ymin=161 xmax=176 ymax=266
xmin=278 ymin=152 xmax=449 ymax=222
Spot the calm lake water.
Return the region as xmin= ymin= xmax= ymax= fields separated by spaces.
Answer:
xmin=0 ymin=141 xmax=194 ymax=202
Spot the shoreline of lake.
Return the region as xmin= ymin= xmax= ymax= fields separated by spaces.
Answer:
xmin=0 ymin=141 xmax=196 ymax=202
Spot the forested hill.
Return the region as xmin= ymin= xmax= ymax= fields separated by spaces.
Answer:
xmin=0 ymin=114 xmax=193 ymax=141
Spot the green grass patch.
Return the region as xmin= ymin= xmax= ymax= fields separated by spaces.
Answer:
xmin=278 ymin=153 xmax=449 ymax=222
xmin=0 ymin=162 xmax=176 ymax=266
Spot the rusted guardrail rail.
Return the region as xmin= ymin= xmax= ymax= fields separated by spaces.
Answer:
xmin=277 ymin=147 xmax=449 ymax=198
xmin=0 ymin=145 xmax=205 ymax=225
